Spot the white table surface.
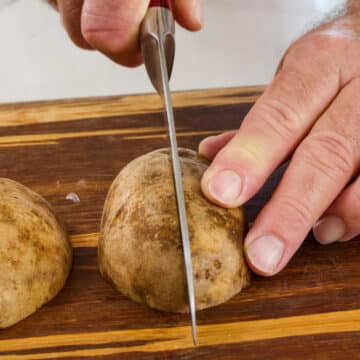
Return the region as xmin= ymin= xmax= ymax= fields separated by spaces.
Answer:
xmin=0 ymin=0 xmax=345 ymax=103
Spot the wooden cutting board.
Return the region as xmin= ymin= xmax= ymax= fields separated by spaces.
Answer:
xmin=0 ymin=86 xmax=359 ymax=359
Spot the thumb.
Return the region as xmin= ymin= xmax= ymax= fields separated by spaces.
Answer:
xmin=173 ymin=0 xmax=204 ymax=31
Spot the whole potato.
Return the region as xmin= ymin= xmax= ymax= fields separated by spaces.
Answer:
xmin=99 ymin=148 xmax=250 ymax=313
xmin=0 ymin=178 xmax=72 ymax=328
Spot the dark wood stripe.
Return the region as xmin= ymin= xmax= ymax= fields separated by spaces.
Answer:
xmin=0 ymin=87 xmax=263 ymax=126
xmin=0 ymin=86 xmax=359 ymax=359
xmin=1 ymin=310 xmax=360 ymax=359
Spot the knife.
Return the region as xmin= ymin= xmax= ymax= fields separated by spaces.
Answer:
xmin=140 ymin=0 xmax=197 ymax=345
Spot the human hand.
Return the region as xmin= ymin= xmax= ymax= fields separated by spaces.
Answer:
xmin=199 ymin=1 xmax=360 ymax=276
xmin=49 ymin=0 xmax=203 ymax=66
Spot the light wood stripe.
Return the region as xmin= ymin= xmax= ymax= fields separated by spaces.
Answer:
xmin=71 ymin=233 xmax=99 ymax=248
xmin=0 ymin=141 xmax=58 ymax=148
xmin=0 ymin=127 xmax=167 ymax=145
xmin=123 ymin=130 xmax=223 ymax=140
xmin=1 ymin=309 xmax=359 ymax=359
xmin=0 ymin=129 xmax=229 ymax=147
xmin=0 ymin=87 xmax=264 ymax=126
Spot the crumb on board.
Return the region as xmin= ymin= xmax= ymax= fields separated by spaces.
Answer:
xmin=65 ymin=192 xmax=80 ymax=203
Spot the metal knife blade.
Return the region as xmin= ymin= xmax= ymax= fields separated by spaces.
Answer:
xmin=141 ymin=1 xmax=197 ymax=345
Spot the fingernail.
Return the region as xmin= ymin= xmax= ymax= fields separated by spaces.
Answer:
xmin=195 ymin=0 xmax=204 ymax=26
xmin=246 ymin=235 xmax=285 ymax=275
xmin=313 ymin=216 xmax=346 ymax=245
xmin=208 ymin=170 xmax=242 ymax=205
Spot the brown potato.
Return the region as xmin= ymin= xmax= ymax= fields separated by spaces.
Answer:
xmin=99 ymin=148 xmax=250 ymax=313
xmin=0 ymin=178 xmax=72 ymax=328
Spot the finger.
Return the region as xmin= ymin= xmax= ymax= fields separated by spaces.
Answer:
xmin=313 ymin=176 xmax=360 ymax=244
xmin=201 ymin=38 xmax=342 ymax=208
xmin=244 ymin=78 xmax=360 ymax=276
xmin=57 ymin=0 xmax=92 ymax=49
xmin=173 ymin=0 xmax=204 ymax=31
xmin=198 ymin=131 xmax=237 ymax=160
xmin=47 ymin=0 xmax=58 ymax=10
xmin=81 ymin=0 xmax=150 ymax=67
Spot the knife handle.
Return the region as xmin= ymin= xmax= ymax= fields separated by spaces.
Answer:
xmin=141 ymin=0 xmax=175 ymax=94
xmin=149 ymin=0 xmax=171 ymax=9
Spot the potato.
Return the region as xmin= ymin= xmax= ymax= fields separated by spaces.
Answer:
xmin=0 ymin=178 xmax=72 ymax=328
xmin=99 ymin=148 xmax=249 ymax=313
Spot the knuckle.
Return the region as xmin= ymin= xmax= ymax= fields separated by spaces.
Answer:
xmin=277 ymin=67 xmax=313 ymax=105
xmin=286 ymin=34 xmax=341 ymax=70
xmin=301 ymin=131 xmax=355 ymax=181
xmin=81 ymin=12 xmax=132 ymax=54
xmin=252 ymin=67 xmax=315 ymax=143
xmin=253 ymin=96 xmax=303 ymax=143
xmin=283 ymin=36 xmax=341 ymax=87
xmin=275 ymin=194 xmax=313 ymax=231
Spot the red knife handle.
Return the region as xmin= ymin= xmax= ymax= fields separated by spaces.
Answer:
xmin=149 ymin=0 xmax=171 ymax=9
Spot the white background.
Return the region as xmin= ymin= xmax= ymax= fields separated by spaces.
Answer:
xmin=0 ymin=0 xmax=345 ymax=103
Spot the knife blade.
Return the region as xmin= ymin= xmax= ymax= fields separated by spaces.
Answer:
xmin=140 ymin=0 xmax=197 ymax=345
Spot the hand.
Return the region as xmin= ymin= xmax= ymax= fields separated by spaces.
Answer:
xmin=199 ymin=2 xmax=360 ymax=276
xmin=50 ymin=0 xmax=203 ymax=66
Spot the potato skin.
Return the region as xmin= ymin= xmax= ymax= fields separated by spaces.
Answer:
xmin=0 ymin=178 xmax=72 ymax=328
xmin=99 ymin=148 xmax=250 ymax=313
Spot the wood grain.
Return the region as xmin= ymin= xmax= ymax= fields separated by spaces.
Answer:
xmin=0 ymin=86 xmax=359 ymax=359
xmin=0 ymin=87 xmax=264 ymax=126
xmin=1 ymin=309 xmax=360 ymax=359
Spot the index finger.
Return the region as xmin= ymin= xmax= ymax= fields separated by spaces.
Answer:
xmin=201 ymin=36 xmax=342 ymax=208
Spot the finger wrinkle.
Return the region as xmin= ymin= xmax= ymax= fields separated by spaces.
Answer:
xmin=301 ymin=131 xmax=356 ymax=181
xmin=275 ymin=194 xmax=314 ymax=232
xmin=81 ymin=11 xmax=130 ymax=30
